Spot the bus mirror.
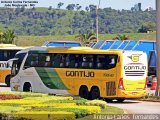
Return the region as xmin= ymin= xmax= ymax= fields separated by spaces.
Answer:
xmin=6 ymin=63 xmax=9 ymax=68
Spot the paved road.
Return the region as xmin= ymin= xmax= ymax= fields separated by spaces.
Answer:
xmin=0 ymin=84 xmax=11 ymax=92
xmin=108 ymin=100 xmax=160 ymax=114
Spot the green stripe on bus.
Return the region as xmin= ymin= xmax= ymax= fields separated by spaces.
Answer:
xmin=35 ymin=68 xmax=68 ymax=90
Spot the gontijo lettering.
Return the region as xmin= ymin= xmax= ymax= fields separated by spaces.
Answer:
xmin=124 ymin=66 xmax=147 ymax=70
xmin=66 ymin=71 xmax=95 ymax=77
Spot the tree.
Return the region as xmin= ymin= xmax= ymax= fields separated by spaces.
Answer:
xmin=75 ymin=33 xmax=96 ymax=45
xmin=3 ymin=29 xmax=16 ymax=44
xmin=48 ymin=6 xmax=52 ymax=10
xmin=0 ymin=31 xmax=4 ymax=43
xmin=138 ymin=21 xmax=156 ymax=33
xmin=85 ymin=6 xmax=89 ymax=12
xmin=66 ymin=4 xmax=75 ymax=10
xmin=75 ymin=4 xmax=82 ymax=11
xmin=89 ymin=5 xmax=96 ymax=11
xmin=57 ymin=2 xmax=64 ymax=9
xmin=113 ymin=34 xmax=129 ymax=40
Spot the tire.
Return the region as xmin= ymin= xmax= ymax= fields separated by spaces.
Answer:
xmin=90 ymin=87 xmax=100 ymax=100
xmin=105 ymin=99 xmax=113 ymax=103
xmin=117 ymin=99 xmax=125 ymax=103
xmin=79 ymin=86 xmax=89 ymax=99
xmin=5 ymin=76 xmax=11 ymax=87
xmin=23 ymin=83 xmax=32 ymax=92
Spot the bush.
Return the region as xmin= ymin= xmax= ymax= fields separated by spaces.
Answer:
xmin=0 ymin=113 xmax=29 ymax=120
xmin=0 ymin=94 xmax=22 ymax=100
xmin=0 ymin=92 xmax=103 ymax=119
xmin=22 ymin=105 xmax=100 ymax=118
xmin=85 ymin=100 xmax=107 ymax=109
xmin=14 ymin=111 xmax=75 ymax=120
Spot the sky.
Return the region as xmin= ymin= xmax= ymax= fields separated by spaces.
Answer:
xmin=0 ymin=0 xmax=156 ymax=10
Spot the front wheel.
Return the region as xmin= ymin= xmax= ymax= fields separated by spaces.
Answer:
xmin=23 ymin=82 xmax=32 ymax=92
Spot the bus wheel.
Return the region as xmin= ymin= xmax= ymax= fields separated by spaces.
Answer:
xmin=79 ymin=86 xmax=89 ymax=99
xmin=5 ymin=76 xmax=11 ymax=87
xmin=90 ymin=87 xmax=100 ymax=100
xmin=105 ymin=99 xmax=113 ymax=103
xmin=23 ymin=82 xmax=32 ymax=92
xmin=116 ymin=99 xmax=125 ymax=103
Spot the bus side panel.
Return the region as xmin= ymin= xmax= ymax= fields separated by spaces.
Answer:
xmin=11 ymin=67 xmax=71 ymax=95
xmin=0 ymin=61 xmax=11 ymax=83
xmin=55 ymin=68 xmax=117 ymax=98
xmin=0 ymin=69 xmax=11 ymax=83
xmin=35 ymin=68 xmax=69 ymax=90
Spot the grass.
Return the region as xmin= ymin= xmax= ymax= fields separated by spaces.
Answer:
xmin=14 ymin=32 xmax=156 ymax=46
xmin=140 ymin=95 xmax=160 ymax=102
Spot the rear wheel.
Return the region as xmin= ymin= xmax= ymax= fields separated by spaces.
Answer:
xmin=90 ymin=87 xmax=100 ymax=100
xmin=79 ymin=86 xmax=89 ymax=99
xmin=23 ymin=82 xmax=32 ymax=92
xmin=116 ymin=99 xmax=125 ymax=103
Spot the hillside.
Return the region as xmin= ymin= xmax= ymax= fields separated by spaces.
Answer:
xmin=0 ymin=7 xmax=156 ymax=36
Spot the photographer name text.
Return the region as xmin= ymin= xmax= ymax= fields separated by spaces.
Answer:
xmin=1 ymin=0 xmax=38 ymax=7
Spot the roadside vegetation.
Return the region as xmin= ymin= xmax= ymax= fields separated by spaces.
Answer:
xmin=0 ymin=29 xmax=16 ymax=44
xmin=141 ymin=94 xmax=160 ymax=102
xmin=14 ymin=32 xmax=156 ymax=46
xmin=0 ymin=92 xmax=124 ymax=120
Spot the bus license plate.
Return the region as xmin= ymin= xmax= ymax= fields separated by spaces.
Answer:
xmin=132 ymin=92 xmax=137 ymax=95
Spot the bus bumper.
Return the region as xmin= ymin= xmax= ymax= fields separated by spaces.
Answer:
xmin=118 ymin=90 xmax=147 ymax=99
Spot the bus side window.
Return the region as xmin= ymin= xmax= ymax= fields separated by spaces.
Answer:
xmin=24 ymin=54 xmax=32 ymax=69
xmin=30 ymin=54 xmax=38 ymax=67
xmin=65 ymin=55 xmax=70 ymax=67
xmin=52 ymin=54 xmax=61 ymax=68
xmin=60 ymin=55 xmax=65 ymax=68
xmin=44 ymin=54 xmax=51 ymax=67
xmin=69 ymin=55 xmax=76 ymax=68
xmin=96 ymin=55 xmax=105 ymax=69
xmin=99 ymin=55 xmax=118 ymax=69
xmin=38 ymin=54 xmax=46 ymax=67
xmin=3 ymin=51 xmax=8 ymax=61
xmin=108 ymin=55 xmax=118 ymax=68
xmin=81 ymin=55 xmax=93 ymax=69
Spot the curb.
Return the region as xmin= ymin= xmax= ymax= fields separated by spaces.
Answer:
xmin=138 ymin=99 xmax=160 ymax=102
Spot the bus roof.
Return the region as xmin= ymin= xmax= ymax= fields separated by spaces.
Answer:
xmin=0 ymin=44 xmax=16 ymax=47
xmin=42 ymin=41 xmax=81 ymax=47
xmin=16 ymin=46 xmax=47 ymax=54
xmin=47 ymin=47 xmax=124 ymax=54
xmin=0 ymin=44 xmax=26 ymax=50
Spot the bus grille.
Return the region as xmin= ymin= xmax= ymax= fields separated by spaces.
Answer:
xmin=106 ymin=82 xmax=116 ymax=96
xmin=125 ymin=71 xmax=145 ymax=76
